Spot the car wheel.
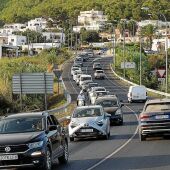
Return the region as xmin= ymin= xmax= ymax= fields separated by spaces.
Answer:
xmin=58 ymin=141 xmax=69 ymax=164
xmin=70 ymin=137 xmax=74 ymax=142
xmin=139 ymin=132 xmax=146 ymax=141
xmin=40 ymin=147 xmax=52 ymax=170
xmin=118 ymin=119 xmax=123 ymax=125
xmin=103 ymin=131 xmax=110 ymax=140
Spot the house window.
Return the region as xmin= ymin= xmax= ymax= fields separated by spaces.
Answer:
xmin=11 ymin=39 xmax=14 ymax=42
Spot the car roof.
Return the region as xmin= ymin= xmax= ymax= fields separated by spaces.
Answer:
xmin=80 ymin=74 xmax=91 ymax=77
xmin=76 ymin=105 xmax=102 ymax=109
xmin=145 ymin=98 xmax=170 ymax=105
xmin=2 ymin=112 xmax=48 ymax=119
xmin=92 ymin=86 xmax=106 ymax=90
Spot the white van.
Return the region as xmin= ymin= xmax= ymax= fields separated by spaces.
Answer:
xmin=79 ymin=74 xmax=92 ymax=87
xmin=127 ymin=85 xmax=147 ymax=103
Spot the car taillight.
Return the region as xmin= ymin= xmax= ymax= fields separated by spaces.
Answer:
xmin=140 ymin=114 xmax=149 ymax=119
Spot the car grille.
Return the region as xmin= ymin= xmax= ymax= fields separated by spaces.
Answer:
xmin=0 ymin=144 xmax=29 ymax=153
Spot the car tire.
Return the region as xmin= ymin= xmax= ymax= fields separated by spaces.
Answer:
xmin=40 ymin=147 xmax=52 ymax=170
xmin=58 ymin=141 xmax=69 ymax=164
xmin=118 ymin=119 xmax=123 ymax=125
xmin=70 ymin=137 xmax=74 ymax=142
xmin=139 ymin=132 xmax=146 ymax=141
xmin=103 ymin=132 xmax=110 ymax=140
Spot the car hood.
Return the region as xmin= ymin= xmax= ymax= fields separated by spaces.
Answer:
xmin=104 ymin=107 xmax=118 ymax=114
xmin=0 ymin=131 xmax=44 ymax=145
xmin=71 ymin=116 xmax=102 ymax=124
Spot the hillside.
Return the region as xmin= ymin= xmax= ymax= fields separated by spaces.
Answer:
xmin=0 ymin=0 xmax=169 ymax=24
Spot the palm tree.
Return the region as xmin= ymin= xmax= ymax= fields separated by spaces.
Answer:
xmin=140 ymin=24 xmax=156 ymax=50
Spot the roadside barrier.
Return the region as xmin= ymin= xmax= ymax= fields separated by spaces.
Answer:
xmin=110 ymin=65 xmax=170 ymax=98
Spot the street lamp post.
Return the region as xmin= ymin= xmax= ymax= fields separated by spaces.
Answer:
xmin=139 ymin=36 xmax=142 ymax=85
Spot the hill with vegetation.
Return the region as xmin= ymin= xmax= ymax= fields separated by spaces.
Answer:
xmin=0 ymin=0 xmax=169 ymax=25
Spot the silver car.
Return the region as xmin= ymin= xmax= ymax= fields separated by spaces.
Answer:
xmin=69 ymin=105 xmax=110 ymax=141
xmin=94 ymin=70 xmax=105 ymax=79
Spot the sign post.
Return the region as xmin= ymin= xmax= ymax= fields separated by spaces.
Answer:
xmin=12 ymin=73 xmax=53 ymax=111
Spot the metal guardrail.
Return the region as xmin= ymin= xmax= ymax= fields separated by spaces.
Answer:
xmin=48 ymin=56 xmax=73 ymax=117
xmin=110 ymin=65 xmax=170 ymax=97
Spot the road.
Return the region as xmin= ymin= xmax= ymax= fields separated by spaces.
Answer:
xmin=54 ymin=55 xmax=170 ymax=170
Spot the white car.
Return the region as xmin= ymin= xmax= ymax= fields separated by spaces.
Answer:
xmin=69 ymin=105 xmax=110 ymax=141
xmin=90 ymin=91 xmax=109 ymax=105
xmin=71 ymin=67 xmax=81 ymax=76
xmin=88 ymin=86 xmax=106 ymax=99
xmin=127 ymin=85 xmax=147 ymax=103
xmin=79 ymin=74 xmax=92 ymax=87
xmin=73 ymin=70 xmax=83 ymax=81
xmin=94 ymin=70 xmax=105 ymax=79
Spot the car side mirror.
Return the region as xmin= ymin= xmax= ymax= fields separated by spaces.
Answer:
xmin=120 ymin=103 xmax=124 ymax=107
xmin=105 ymin=113 xmax=111 ymax=117
xmin=48 ymin=125 xmax=57 ymax=131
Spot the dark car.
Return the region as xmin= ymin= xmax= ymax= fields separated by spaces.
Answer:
xmin=0 ymin=112 xmax=68 ymax=170
xmin=95 ymin=95 xmax=124 ymax=125
xmin=139 ymin=99 xmax=170 ymax=141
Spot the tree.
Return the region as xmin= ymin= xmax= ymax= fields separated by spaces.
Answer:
xmin=140 ymin=24 xmax=156 ymax=50
xmin=81 ymin=30 xmax=100 ymax=43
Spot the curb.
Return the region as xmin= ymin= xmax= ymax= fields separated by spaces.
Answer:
xmin=110 ymin=65 xmax=170 ymax=97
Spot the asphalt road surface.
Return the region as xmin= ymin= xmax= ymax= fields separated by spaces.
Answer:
xmin=53 ymin=54 xmax=170 ymax=170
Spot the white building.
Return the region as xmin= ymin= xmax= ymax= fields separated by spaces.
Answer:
xmin=138 ymin=20 xmax=170 ymax=28
xmin=26 ymin=18 xmax=47 ymax=32
xmin=155 ymin=28 xmax=170 ymax=37
xmin=22 ymin=43 xmax=61 ymax=54
xmin=152 ymin=38 xmax=170 ymax=51
xmin=0 ymin=23 xmax=26 ymax=35
xmin=42 ymin=32 xmax=65 ymax=43
xmin=8 ymin=35 xmax=27 ymax=46
xmin=73 ymin=9 xmax=107 ymax=33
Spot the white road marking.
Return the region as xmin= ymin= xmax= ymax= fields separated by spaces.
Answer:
xmin=86 ymin=56 xmax=139 ymax=170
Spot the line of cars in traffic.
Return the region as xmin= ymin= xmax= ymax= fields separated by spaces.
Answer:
xmin=69 ymin=49 xmax=124 ymax=141
xmin=70 ymin=50 xmax=170 ymax=142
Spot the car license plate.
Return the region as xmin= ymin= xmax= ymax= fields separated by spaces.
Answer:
xmin=155 ymin=115 xmax=169 ymax=119
xmin=81 ymin=129 xmax=93 ymax=132
xmin=0 ymin=155 xmax=18 ymax=160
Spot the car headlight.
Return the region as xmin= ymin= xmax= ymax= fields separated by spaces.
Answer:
xmin=96 ymin=119 xmax=104 ymax=126
xmin=70 ymin=122 xmax=79 ymax=128
xmin=115 ymin=109 xmax=122 ymax=115
xmin=28 ymin=141 xmax=44 ymax=149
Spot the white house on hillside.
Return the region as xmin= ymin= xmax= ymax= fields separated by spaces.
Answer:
xmin=73 ymin=9 xmax=107 ymax=33
xmin=26 ymin=18 xmax=47 ymax=32
xmin=152 ymin=38 xmax=170 ymax=51
xmin=42 ymin=32 xmax=65 ymax=43
xmin=0 ymin=23 xmax=26 ymax=35
xmin=138 ymin=20 xmax=170 ymax=28
xmin=8 ymin=35 xmax=27 ymax=46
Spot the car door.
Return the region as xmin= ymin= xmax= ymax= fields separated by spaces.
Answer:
xmin=47 ymin=115 xmax=61 ymax=159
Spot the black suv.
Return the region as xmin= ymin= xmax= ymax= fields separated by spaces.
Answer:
xmin=0 ymin=112 xmax=68 ymax=170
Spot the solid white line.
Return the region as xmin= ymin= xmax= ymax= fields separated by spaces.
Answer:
xmin=86 ymin=106 xmax=139 ymax=170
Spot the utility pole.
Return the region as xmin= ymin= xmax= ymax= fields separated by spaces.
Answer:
xmin=123 ymin=21 xmax=126 ymax=78
xmin=112 ymin=25 xmax=115 ymax=70
xmin=140 ymin=36 xmax=142 ymax=85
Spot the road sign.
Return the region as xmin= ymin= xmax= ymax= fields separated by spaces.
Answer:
xmin=53 ymin=69 xmax=62 ymax=79
xmin=121 ymin=62 xmax=136 ymax=69
xmin=158 ymin=78 xmax=165 ymax=82
xmin=157 ymin=69 xmax=166 ymax=78
xmin=12 ymin=73 xmax=53 ymax=94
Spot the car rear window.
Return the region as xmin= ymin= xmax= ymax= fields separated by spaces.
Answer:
xmin=96 ymin=100 xmax=118 ymax=107
xmin=145 ymin=103 xmax=170 ymax=112
xmin=96 ymin=70 xmax=104 ymax=73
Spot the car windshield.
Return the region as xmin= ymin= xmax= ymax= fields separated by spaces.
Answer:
xmin=89 ymin=83 xmax=98 ymax=88
xmin=73 ymin=108 xmax=102 ymax=118
xmin=96 ymin=70 xmax=103 ymax=73
xmin=0 ymin=117 xmax=44 ymax=134
xmin=81 ymin=77 xmax=91 ymax=81
xmin=145 ymin=103 xmax=170 ymax=112
xmin=95 ymin=88 xmax=105 ymax=92
xmin=95 ymin=91 xmax=107 ymax=96
xmin=96 ymin=100 xmax=118 ymax=107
